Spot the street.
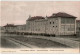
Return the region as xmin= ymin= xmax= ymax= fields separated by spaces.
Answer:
xmin=1 ymin=33 xmax=79 ymax=48
xmin=1 ymin=36 xmax=29 ymax=48
xmin=1 ymin=37 xmax=20 ymax=48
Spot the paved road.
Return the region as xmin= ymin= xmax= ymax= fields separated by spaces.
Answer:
xmin=1 ymin=37 xmax=19 ymax=48
xmin=1 ymin=34 xmax=70 ymax=48
xmin=1 ymin=33 xmax=79 ymax=48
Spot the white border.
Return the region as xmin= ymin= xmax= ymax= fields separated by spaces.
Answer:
xmin=1 ymin=54 xmax=80 ymax=55
xmin=1 ymin=0 xmax=80 ymax=1
xmin=0 ymin=0 xmax=80 ymax=55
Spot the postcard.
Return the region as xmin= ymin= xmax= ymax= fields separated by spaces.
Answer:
xmin=0 ymin=1 xmax=80 ymax=54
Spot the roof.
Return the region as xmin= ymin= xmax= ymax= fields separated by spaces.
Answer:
xmin=47 ymin=12 xmax=77 ymax=18
xmin=27 ymin=16 xmax=45 ymax=21
xmin=3 ymin=24 xmax=16 ymax=27
xmin=15 ymin=24 xmax=26 ymax=27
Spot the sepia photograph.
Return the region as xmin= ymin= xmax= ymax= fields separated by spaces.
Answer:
xmin=0 ymin=0 xmax=80 ymax=54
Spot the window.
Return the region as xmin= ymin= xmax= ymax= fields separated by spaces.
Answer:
xmin=61 ymin=18 xmax=65 ymax=24
xmin=79 ymin=28 xmax=80 ymax=31
xmin=69 ymin=25 xmax=75 ymax=31
xmin=65 ymin=25 xmax=69 ymax=31
xmin=33 ymin=29 xmax=34 ymax=31
xmin=70 ymin=18 xmax=75 ymax=23
xmin=36 ymin=29 xmax=37 ymax=31
xmin=61 ymin=25 xmax=65 ymax=31
xmin=50 ymin=22 xmax=51 ymax=24
xmin=61 ymin=18 xmax=75 ymax=24
xmin=38 ymin=29 xmax=40 ymax=31
xmin=53 ymin=22 xmax=54 ymax=24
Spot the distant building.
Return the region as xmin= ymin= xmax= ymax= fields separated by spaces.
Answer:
xmin=16 ymin=24 xmax=26 ymax=33
xmin=0 ymin=26 xmax=5 ymax=33
xmin=26 ymin=12 xmax=76 ymax=35
xmin=3 ymin=24 xmax=17 ymax=32
xmin=1 ymin=24 xmax=26 ymax=34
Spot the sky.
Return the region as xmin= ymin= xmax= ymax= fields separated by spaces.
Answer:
xmin=0 ymin=1 xmax=80 ymax=26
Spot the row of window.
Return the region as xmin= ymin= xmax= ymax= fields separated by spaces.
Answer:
xmin=29 ymin=21 xmax=55 ymax=25
xmin=30 ymin=26 xmax=58 ymax=31
xmin=50 ymin=22 xmax=54 ymax=24
xmin=61 ymin=18 xmax=75 ymax=24
xmin=4 ymin=27 xmax=16 ymax=29
xmin=31 ymin=29 xmax=40 ymax=31
xmin=61 ymin=25 xmax=75 ymax=31
xmin=53 ymin=26 xmax=57 ymax=27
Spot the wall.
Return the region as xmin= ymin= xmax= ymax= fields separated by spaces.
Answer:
xmin=76 ymin=21 xmax=80 ymax=36
xmin=26 ymin=19 xmax=46 ymax=34
xmin=46 ymin=18 xmax=59 ymax=35
xmin=60 ymin=18 xmax=76 ymax=35
xmin=26 ymin=17 xmax=76 ymax=36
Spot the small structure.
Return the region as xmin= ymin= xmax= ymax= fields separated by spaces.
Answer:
xmin=16 ymin=24 xmax=26 ymax=33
